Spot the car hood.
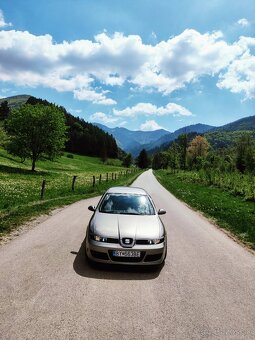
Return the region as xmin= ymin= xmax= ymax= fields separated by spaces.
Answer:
xmin=90 ymin=212 xmax=164 ymax=239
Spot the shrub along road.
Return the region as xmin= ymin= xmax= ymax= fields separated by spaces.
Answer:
xmin=0 ymin=170 xmax=255 ymax=339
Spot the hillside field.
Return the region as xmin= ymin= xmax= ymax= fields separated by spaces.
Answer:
xmin=155 ymin=170 xmax=255 ymax=250
xmin=0 ymin=148 xmax=140 ymax=237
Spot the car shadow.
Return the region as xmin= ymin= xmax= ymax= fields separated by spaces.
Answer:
xmin=72 ymin=239 xmax=163 ymax=280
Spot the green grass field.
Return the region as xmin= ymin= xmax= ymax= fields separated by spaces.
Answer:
xmin=155 ymin=170 xmax=255 ymax=250
xmin=0 ymin=147 xmax=141 ymax=237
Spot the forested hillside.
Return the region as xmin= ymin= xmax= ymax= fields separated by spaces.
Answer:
xmin=0 ymin=95 xmax=119 ymax=159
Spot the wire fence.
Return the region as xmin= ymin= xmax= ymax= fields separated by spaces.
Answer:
xmin=40 ymin=168 xmax=139 ymax=199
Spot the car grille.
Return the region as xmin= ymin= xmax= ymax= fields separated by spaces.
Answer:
xmin=109 ymin=251 xmax=146 ymax=262
xmin=144 ymin=253 xmax=163 ymax=262
xmin=107 ymin=238 xmax=119 ymax=243
xmin=90 ymin=250 xmax=109 ymax=260
xmin=136 ymin=240 xmax=149 ymax=245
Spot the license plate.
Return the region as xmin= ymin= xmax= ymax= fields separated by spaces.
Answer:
xmin=112 ymin=250 xmax=141 ymax=257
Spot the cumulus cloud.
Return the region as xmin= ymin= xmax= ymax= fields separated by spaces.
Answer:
xmin=90 ymin=111 xmax=119 ymax=124
xmin=113 ymin=102 xmax=192 ymax=117
xmin=0 ymin=10 xmax=12 ymax=28
xmin=0 ymin=27 xmax=254 ymax=101
xmin=140 ymin=120 xmax=164 ymax=131
xmin=74 ymin=88 xmax=116 ymax=105
xmin=217 ymin=36 xmax=255 ymax=99
xmin=217 ymin=52 xmax=255 ymax=99
xmin=237 ymin=18 xmax=250 ymax=27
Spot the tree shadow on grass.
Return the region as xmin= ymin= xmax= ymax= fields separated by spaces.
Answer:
xmin=72 ymin=240 xmax=163 ymax=280
xmin=0 ymin=164 xmax=47 ymax=175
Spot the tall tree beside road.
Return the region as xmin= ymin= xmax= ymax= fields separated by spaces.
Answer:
xmin=122 ymin=153 xmax=132 ymax=167
xmin=137 ymin=149 xmax=150 ymax=169
xmin=6 ymin=104 xmax=67 ymax=171
xmin=177 ymin=133 xmax=188 ymax=169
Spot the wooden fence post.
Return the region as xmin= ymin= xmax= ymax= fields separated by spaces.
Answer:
xmin=114 ymin=173 xmax=117 ymax=180
xmin=41 ymin=180 xmax=46 ymax=199
xmin=99 ymin=174 xmax=102 ymax=184
xmin=92 ymin=176 xmax=95 ymax=187
xmin=72 ymin=176 xmax=77 ymax=191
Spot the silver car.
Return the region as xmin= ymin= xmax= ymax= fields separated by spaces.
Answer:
xmin=85 ymin=186 xmax=167 ymax=265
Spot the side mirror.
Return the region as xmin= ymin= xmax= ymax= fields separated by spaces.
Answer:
xmin=158 ymin=209 xmax=166 ymax=215
xmin=88 ymin=205 xmax=96 ymax=212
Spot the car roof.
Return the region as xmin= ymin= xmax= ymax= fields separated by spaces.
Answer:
xmin=106 ymin=186 xmax=148 ymax=195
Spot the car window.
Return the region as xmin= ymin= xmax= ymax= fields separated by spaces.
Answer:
xmin=99 ymin=193 xmax=155 ymax=215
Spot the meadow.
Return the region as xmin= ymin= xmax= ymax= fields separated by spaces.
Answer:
xmin=155 ymin=169 xmax=255 ymax=250
xmin=0 ymin=148 xmax=141 ymax=236
xmin=167 ymin=169 xmax=255 ymax=201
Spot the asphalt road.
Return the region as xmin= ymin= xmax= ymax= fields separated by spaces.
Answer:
xmin=1 ymin=170 xmax=255 ymax=340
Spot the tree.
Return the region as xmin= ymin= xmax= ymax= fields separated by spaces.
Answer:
xmin=64 ymin=112 xmax=118 ymax=159
xmin=6 ymin=104 xmax=67 ymax=171
xmin=188 ymin=135 xmax=209 ymax=158
xmin=122 ymin=153 xmax=132 ymax=167
xmin=168 ymin=142 xmax=180 ymax=169
xmin=100 ymin=138 xmax=108 ymax=163
xmin=177 ymin=133 xmax=188 ymax=169
xmin=236 ymin=133 xmax=255 ymax=173
xmin=0 ymin=101 xmax=10 ymax=120
xmin=152 ymin=152 xmax=169 ymax=169
xmin=152 ymin=153 xmax=162 ymax=170
xmin=187 ymin=135 xmax=209 ymax=169
xmin=136 ymin=149 xmax=150 ymax=169
xmin=0 ymin=127 xmax=8 ymax=147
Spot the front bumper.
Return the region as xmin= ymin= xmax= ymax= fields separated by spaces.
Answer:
xmin=85 ymin=238 xmax=166 ymax=265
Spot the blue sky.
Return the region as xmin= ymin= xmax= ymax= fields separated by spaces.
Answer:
xmin=0 ymin=0 xmax=255 ymax=132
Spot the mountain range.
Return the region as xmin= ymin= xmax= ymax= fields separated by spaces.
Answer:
xmin=96 ymin=115 xmax=255 ymax=155
xmin=1 ymin=95 xmax=255 ymax=156
xmin=95 ymin=123 xmax=215 ymax=155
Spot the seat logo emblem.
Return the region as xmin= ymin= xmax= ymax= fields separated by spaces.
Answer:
xmin=124 ymin=238 xmax=131 ymax=244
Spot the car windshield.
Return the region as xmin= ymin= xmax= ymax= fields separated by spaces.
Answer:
xmin=99 ymin=193 xmax=155 ymax=215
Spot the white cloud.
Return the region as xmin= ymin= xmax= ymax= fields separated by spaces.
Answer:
xmin=0 ymin=10 xmax=12 ymax=28
xmin=217 ymin=52 xmax=255 ymax=99
xmin=113 ymin=102 xmax=192 ymax=117
xmin=140 ymin=120 xmax=164 ymax=131
xmin=114 ymin=103 xmax=157 ymax=117
xmin=237 ymin=18 xmax=250 ymax=27
xmin=74 ymin=88 xmax=116 ymax=105
xmin=0 ymin=27 xmax=254 ymax=102
xmin=159 ymin=103 xmax=193 ymax=116
xmin=90 ymin=111 xmax=119 ymax=124
xmin=152 ymin=30 xmax=242 ymax=94
xmin=216 ymin=36 xmax=255 ymax=99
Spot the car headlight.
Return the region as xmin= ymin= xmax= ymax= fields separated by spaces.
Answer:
xmin=149 ymin=238 xmax=164 ymax=245
xmin=91 ymin=234 xmax=107 ymax=242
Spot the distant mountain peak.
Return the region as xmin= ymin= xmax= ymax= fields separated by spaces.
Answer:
xmin=0 ymin=95 xmax=31 ymax=109
xmin=93 ymin=122 xmax=214 ymax=155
